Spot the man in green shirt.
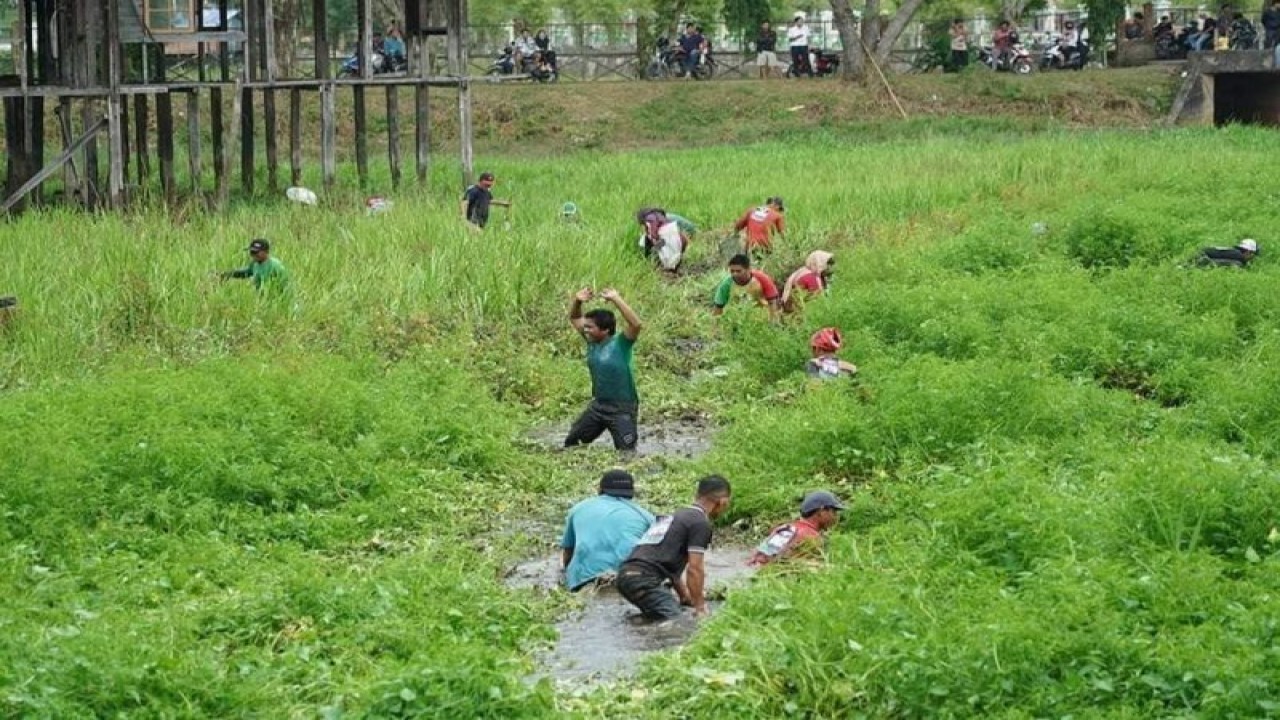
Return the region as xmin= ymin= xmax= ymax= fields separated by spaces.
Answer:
xmin=566 ymin=287 xmax=643 ymax=451
xmin=220 ymin=239 xmax=290 ymax=294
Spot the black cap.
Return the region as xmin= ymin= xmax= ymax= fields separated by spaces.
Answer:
xmin=478 ymin=171 xmax=495 ymax=182
xmin=768 ymin=196 xmax=785 ymax=211
xmin=246 ymin=239 xmax=270 ymax=253
xmin=599 ymin=469 xmax=636 ymax=499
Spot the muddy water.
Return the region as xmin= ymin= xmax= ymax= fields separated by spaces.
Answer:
xmin=507 ymin=547 xmax=756 ymax=686
xmin=524 ymin=417 xmax=715 ymax=459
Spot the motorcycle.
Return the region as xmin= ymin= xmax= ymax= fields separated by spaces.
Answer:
xmin=786 ymin=48 xmax=841 ymax=77
xmin=977 ymin=42 xmax=1034 ymax=74
xmin=339 ymin=48 xmax=407 ymax=77
xmin=646 ymin=37 xmax=716 ymax=80
xmin=1040 ymin=37 xmax=1089 ymax=70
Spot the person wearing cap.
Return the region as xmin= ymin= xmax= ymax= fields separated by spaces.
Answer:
xmin=566 ymin=287 xmax=644 ymax=451
xmin=560 ymin=469 xmax=657 ymax=592
xmin=460 ymin=172 xmax=511 ymax=229
xmin=807 ymin=327 xmax=857 ymax=380
xmin=781 ymin=250 xmax=834 ymax=313
xmin=617 ymin=475 xmax=732 ymax=620
xmin=220 ymin=239 xmax=290 ymax=293
xmin=750 ymin=490 xmax=845 ymax=566
xmin=1196 ymin=238 xmax=1259 ymax=268
xmin=712 ymin=254 xmax=780 ymax=318
xmin=733 ymin=197 xmax=786 ymax=257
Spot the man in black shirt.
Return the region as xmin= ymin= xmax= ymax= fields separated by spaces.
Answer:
xmin=756 ymin=21 xmax=781 ymax=79
xmin=1197 ymin=238 xmax=1258 ymax=268
xmin=678 ymin=23 xmax=705 ymax=77
xmin=460 ymin=171 xmax=511 ymax=229
xmin=616 ymin=475 xmax=732 ymax=620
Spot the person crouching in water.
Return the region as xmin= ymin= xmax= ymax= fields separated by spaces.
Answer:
xmin=807 ymin=327 xmax=857 ymax=380
xmin=561 ymin=469 xmax=656 ymax=592
xmin=781 ymin=250 xmax=833 ymax=313
xmin=750 ymin=491 xmax=845 ymax=566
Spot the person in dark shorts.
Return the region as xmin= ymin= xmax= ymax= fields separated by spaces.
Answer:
xmin=616 ymin=475 xmax=733 ymax=620
xmin=566 ymin=287 xmax=644 ymax=451
xmin=460 ymin=171 xmax=511 ymax=229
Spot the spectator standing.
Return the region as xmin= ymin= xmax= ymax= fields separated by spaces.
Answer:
xmin=949 ymin=18 xmax=969 ymax=70
xmin=1264 ymin=0 xmax=1280 ymax=49
xmin=992 ymin=20 xmax=1015 ymax=63
xmin=756 ymin=21 xmax=783 ymax=78
xmin=787 ymin=13 xmax=814 ymax=77
xmin=382 ymin=24 xmax=406 ymax=63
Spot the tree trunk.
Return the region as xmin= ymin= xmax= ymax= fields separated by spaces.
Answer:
xmin=872 ymin=0 xmax=927 ymax=66
xmin=829 ymin=0 xmax=865 ymax=79
xmin=861 ymin=0 xmax=881 ymax=49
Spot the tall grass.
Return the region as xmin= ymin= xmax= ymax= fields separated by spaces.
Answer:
xmin=3 ymin=125 xmax=1280 ymax=717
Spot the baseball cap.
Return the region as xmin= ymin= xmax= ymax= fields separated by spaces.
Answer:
xmin=768 ymin=196 xmax=785 ymax=211
xmin=599 ymin=469 xmax=636 ymax=499
xmin=478 ymin=171 xmax=495 ymax=182
xmin=800 ymin=490 xmax=846 ymax=515
xmin=246 ymin=239 xmax=270 ymax=253
xmin=1237 ymin=238 xmax=1258 ymax=253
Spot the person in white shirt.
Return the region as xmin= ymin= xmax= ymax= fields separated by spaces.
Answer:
xmin=787 ymin=13 xmax=814 ymax=76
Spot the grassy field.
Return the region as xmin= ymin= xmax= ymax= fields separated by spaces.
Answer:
xmin=3 ymin=92 xmax=1280 ymax=717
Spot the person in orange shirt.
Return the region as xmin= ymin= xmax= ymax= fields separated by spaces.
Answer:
xmin=733 ymin=196 xmax=785 ymax=257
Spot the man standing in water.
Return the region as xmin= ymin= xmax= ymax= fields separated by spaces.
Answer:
xmin=566 ymin=287 xmax=643 ymax=451
xmin=616 ymin=475 xmax=732 ymax=620
xmin=561 ymin=469 xmax=656 ymax=591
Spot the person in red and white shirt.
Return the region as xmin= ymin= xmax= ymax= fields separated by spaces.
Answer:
xmin=750 ymin=491 xmax=845 ymax=566
xmin=733 ymin=196 xmax=786 ymax=257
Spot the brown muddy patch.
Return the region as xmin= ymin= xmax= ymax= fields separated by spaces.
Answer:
xmin=523 ymin=416 xmax=716 ymax=459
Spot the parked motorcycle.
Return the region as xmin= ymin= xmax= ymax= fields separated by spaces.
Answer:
xmin=1040 ymin=37 xmax=1089 ymax=70
xmin=339 ymin=49 xmax=407 ymax=77
xmin=646 ymin=37 xmax=716 ymax=80
xmin=786 ymin=48 xmax=841 ymax=77
xmin=977 ymin=42 xmax=1034 ymax=74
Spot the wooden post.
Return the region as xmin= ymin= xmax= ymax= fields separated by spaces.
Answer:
xmin=357 ymin=0 xmax=372 ymax=79
xmin=57 ymin=99 xmax=82 ymax=201
xmin=156 ymin=93 xmax=176 ymax=201
xmin=320 ymin=84 xmax=336 ymax=191
xmin=120 ymin=95 xmax=131 ymax=192
xmin=241 ymin=87 xmax=255 ymax=195
xmin=264 ymin=0 xmax=279 ymax=80
xmin=289 ymin=89 xmax=303 ymax=185
xmin=187 ymin=90 xmax=203 ymax=195
xmin=313 ymin=0 xmax=330 ymax=80
xmin=446 ymin=0 xmax=473 ymax=185
xmin=222 ymin=81 xmax=244 ymax=207
xmin=211 ymin=87 xmax=225 ymax=200
xmin=106 ymin=0 xmax=125 ymax=207
xmin=354 ymin=86 xmax=368 ymax=188
xmin=263 ymin=0 xmax=280 ymax=192
xmin=134 ymin=94 xmax=151 ymax=189
xmin=386 ymin=86 xmax=401 ymax=189
xmin=414 ymin=33 xmax=429 ymax=185
xmin=218 ymin=3 xmax=230 ymax=82
xmin=81 ymin=100 xmax=100 ymax=208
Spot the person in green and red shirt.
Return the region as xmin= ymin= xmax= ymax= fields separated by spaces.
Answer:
xmin=711 ymin=254 xmax=780 ymax=318
xmin=749 ymin=490 xmax=845 ymax=566
xmin=566 ymin=287 xmax=644 ymax=451
xmin=734 ymin=196 xmax=785 ymax=256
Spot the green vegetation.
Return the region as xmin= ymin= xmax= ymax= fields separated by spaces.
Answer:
xmin=3 ymin=112 xmax=1280 ymax=717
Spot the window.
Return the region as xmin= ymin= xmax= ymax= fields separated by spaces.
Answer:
xmin=146 ymin=0 xmax=196 ymax=32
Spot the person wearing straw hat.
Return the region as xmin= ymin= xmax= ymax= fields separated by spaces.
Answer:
xmin=560 ymin=469 xmax=657 ymax=592
xmin=750 ymin=490 xmax=846 ymax=566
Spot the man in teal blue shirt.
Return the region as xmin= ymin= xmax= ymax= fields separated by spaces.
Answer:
xmin=221 ymin=239 xmax=290 ymax=294
xmin=566 ymin=287 xmax=643 ymax=451
xmin=561 ymin=469 xmax=656 ymax=591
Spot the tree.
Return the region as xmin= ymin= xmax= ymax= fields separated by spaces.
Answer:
xmin=829 ymin=0 xmax=931 ymax=79
xmin=724 ymin=0 xmax=772 ymax=50
xmin=1081 ymin=0 xmax=1124 ymax=57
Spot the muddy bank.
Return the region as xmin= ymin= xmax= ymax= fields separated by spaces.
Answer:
xmin=523 ymin=416 xmax=716 ymax=460
xmin=507 ymin=547 xmax=756 ymax=686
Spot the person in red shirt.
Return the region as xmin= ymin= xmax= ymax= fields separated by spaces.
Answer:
xmin=780 ymin=250 xmax=833 ymax=313
xmin=734 ymin=196 xmax=786 ymax=257
xmin=711 ymin=254 xmax=780 ymax=318
xmin=750 ymin=491 xmax=845 ymax=566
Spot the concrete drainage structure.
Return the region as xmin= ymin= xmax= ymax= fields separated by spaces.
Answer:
xmin=1168 ymin=50 xmax=1280 ymax=127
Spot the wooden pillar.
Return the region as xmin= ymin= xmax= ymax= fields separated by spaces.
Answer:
xmin=263 ymin=0 xmax=279 ymax=192
xmin=187 ymin=90 xmax=202 ymax=195
xmin=133 ymin=94 xmax=151 ymax=189
xmin=105 ymin=0 xmax=125 ymax=207
xmin=218 ymin=3 xmax=230 ymax=81
xmin=241 ymin=87 xmax=255 ymax=195
xmin=211 ymin=87 xmax=225 ymax=200
xmin=446 ymin=0 xmax=472 ymax=185
xmin=357 ymin=0 xmax=372 ymax=79
xmin=354 ymin=86 xmax=368 ymax=188
xmin=414 ymin=34 xmax=429 ymax=185
xmin=386 ymin=86 xmax=401 ymax=189
xmin=223 ymin=82 xmax=243 ymax=207
xmin=57 ymin=99 xmax=82 ymax=202
xmin=289 ymin=89 xmax=303 ymax=185
xmin=156 ymin=93 xmax=176 ymax=201
xmin=320 ymin=84 xmax=335 ymax=190
xmin=120 ymin=95 xmax=131 ymax=192
xmin=313 ymin=0 xmax=330 ymax=80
